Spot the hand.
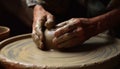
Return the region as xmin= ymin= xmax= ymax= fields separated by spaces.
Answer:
xmin=32 ymin=5 xmax=55 ymax=49
xmin=53 ymin=18 xmax=98 ymax=48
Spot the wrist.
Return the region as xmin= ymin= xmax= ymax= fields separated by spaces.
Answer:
xmin=89 ymin=14 xmax=109 ymax=34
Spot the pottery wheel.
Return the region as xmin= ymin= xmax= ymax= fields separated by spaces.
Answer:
xmin=0 ymin=34 xmax=120 ymax=69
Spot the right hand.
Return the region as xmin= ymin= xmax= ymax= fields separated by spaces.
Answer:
xmin=32 ymin=5 xmax=55 ymax=50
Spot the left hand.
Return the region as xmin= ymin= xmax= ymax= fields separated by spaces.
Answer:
xmin=53 ymin=18 xmax=97 ymax=48
xmin=32 ymin=5 xmax=55 ymax=50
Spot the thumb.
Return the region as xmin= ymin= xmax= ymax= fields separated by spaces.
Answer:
xmin=45 ymin=15 xmax=55 ymax=29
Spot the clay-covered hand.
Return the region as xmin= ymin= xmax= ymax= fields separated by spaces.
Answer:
xmin=53 ymin=18 xmax=98 ymax=48
xmin=32 ymin=5 xmax=55 ymax=49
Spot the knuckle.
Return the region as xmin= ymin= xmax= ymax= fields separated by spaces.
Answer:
xmin=48 ymin=14 xmax=54 ymax=18
xmin=71 ymin=18 xmax=76 ymax=20
xmin=32 ymin=35 xmax=39 ymax=41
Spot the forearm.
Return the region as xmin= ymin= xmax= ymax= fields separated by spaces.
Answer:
xmin=90 ymin=8 xmax=120 ymax=34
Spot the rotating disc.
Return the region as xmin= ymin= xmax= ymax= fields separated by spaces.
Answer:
xmin=0 ymin=34 xmax=120 ymax=69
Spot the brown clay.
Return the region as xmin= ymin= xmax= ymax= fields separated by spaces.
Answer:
xmin=44 ymin=29 xmax=56 ymax=49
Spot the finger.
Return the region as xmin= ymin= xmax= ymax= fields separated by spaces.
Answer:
xmin=74 ymin=27 xmax=84 ymax=37
xmin=33 ymin=13 xmax=47 ymax=29
xmin=55 ymin=23 xmax=77 ymax=37
xmin=56 ymin=21 xmax=67 ymax=28
xmin=34 ymin=16 xmax=46 ymax=40
xmin=53 ymin=27 xmax=83 ymax=45
xmin=53 ymin=32 xmax=76 ymax=45
xmin=32 ymin=30 xmax=39 ymax=41
xmin=32 ymin=31 xmax=44 ymax=49
xmin=57 ymin=37 xmax=82 ymax=48
xmin=54 ymin=18 xmax=81 ymax=37
xmin=45 ymin=15 xmax=55 ymax=29
xmin=37 ymin=16 xmax=46 ymax=27
xmin=35 ymin=27 xmax=43 ymax=40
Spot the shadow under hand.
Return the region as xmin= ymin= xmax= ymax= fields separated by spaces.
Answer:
xmin=59 ymin=34 xmax=116 ymax=53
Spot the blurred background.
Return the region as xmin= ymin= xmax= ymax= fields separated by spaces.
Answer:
xmin=0 ymin=0 xmax=33 ymax=37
